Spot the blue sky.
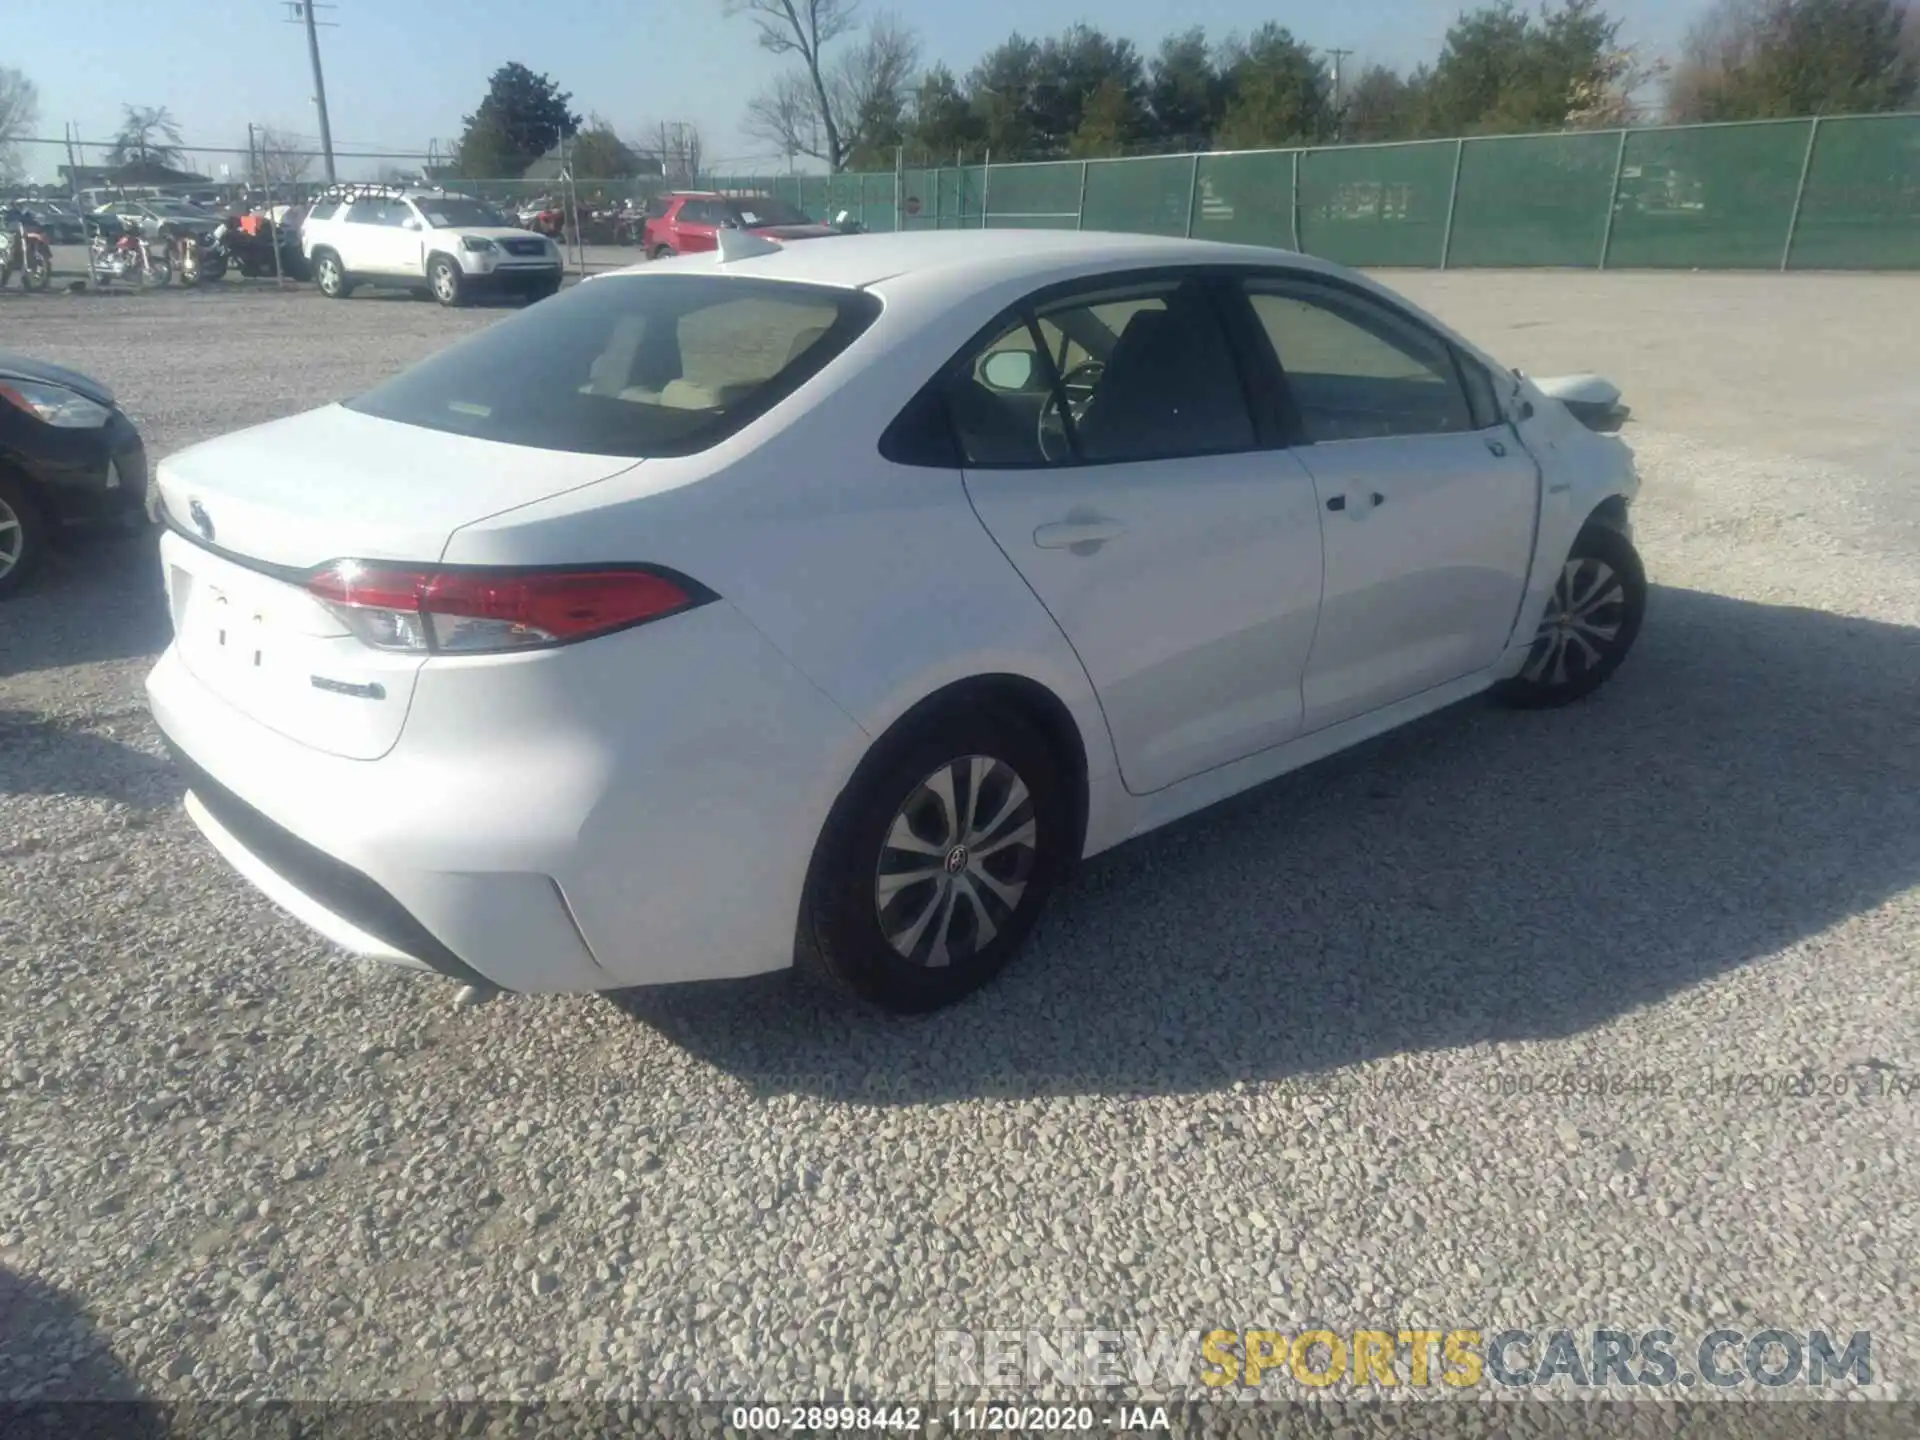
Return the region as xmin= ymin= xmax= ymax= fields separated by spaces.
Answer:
xmin=11 ymin=0 xmax=1704 ymax=181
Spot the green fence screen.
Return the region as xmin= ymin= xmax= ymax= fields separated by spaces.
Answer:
xmin=1448 ymin=131 xmax=1619 ymax=267
xmin=1786 ymin=114 xmax=1920 ymax=270
xmin=699 ymin=112 xmax=1920 ymax=269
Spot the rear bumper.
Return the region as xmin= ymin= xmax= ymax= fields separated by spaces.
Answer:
xmin=143 ymin=598 xmax=870 ymax=994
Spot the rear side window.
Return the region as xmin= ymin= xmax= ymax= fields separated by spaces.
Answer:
xmin=346 ymin=275 xmax=880 ymax=457
xmin=645 ymin=196 xmax=671 ymax=219
xmin=306 ymin=200 xmax=341 ymax=223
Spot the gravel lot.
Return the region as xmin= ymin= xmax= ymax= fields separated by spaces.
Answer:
xmin=3 ymin=272 xmax=1918 ymax=1408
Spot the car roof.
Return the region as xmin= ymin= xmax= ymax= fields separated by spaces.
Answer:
xmin=599 ymin=228 xmax=1334 ymax=295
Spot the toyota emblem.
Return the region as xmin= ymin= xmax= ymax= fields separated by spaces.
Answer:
xmin=188 ymin=498 xmax=214 ymax=543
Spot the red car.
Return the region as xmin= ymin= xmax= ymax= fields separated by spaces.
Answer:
xmin=640 ymin=191 xmax=836 ymax=258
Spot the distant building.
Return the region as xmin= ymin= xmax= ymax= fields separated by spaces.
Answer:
xmin=520 ymin=141 xmax=663 ymax=184
xmin=58 ymin=160 xmax=215 ymax=194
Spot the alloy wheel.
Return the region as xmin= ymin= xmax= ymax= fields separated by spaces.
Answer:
xmin=432 ymin=264 xmax=458 ymax=303
xmin=0 ymin=494 xmax=24 ymax=580
xmin=873 ymin=755 xmax=1038 ymax=969
xmin=1521 ymin=556 xmax=1626 ymax=686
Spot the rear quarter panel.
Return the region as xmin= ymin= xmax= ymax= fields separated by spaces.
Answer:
xmin=439 ymin=283 xmax=1126 ymax=849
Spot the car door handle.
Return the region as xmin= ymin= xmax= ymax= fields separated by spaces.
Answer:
xmin=1487 ymin=438 xmax=1508 ymax=457
xmin=1033 ymin=518 xmax=1126 ymax=550
xmin=1327 ymin=493 xmax=1385 ymax=514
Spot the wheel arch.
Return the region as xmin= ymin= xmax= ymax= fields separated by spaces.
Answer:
xmin=811 ymin=671 xmax=1094 ymax=896
xmin=1585 ymin=493 xmax=1632 ymax=534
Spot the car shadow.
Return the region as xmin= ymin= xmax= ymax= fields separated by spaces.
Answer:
xmin=0 ymin=1267 xmax=144 ymax=1408
xmin=0 ymin=706 xmax=178 ymax=813
xmin=0 ymin=530 xmax=170 ymax=681
xmin=611 ymin=584 xmax=1920 ymax=1101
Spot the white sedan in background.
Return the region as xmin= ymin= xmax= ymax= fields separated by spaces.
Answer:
xmin=145 ymin=229 xmax=1643 ymax=1012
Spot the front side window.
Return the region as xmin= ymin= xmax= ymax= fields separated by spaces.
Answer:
xmin=346 ymin=274 xmax=879 ymax=457
xmin=1242 ymin=278 xmax=1475 ymax=442
xmin=942 ymin=278 xmax=1255 ymax=468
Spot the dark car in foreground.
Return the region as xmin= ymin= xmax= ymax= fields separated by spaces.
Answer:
xmin=0 ymin=351 xmax=151 ymax=598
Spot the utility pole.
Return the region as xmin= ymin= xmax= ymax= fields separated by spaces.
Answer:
xmin=63 ymin=122 xmax=81 ymax=199
xmin=247 ymin=122 xmax=259 ymax=195
xmin=284 ymin=1 xmax=339 ymax=182
xmin=1326 ymin=48 xmax=1354 ymax=113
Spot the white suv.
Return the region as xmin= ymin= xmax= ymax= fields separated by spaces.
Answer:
xmin=301 ymin=185 xmax=563 ymax=307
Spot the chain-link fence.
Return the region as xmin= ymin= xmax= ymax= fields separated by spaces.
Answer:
xmin=12 ymin=113 xmax=1914 ymax=268
xmin=708 ymin=112 xmax=1919 ymax=270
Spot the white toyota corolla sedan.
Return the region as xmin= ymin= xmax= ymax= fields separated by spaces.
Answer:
xmin=146 ymin=228 xmax=1643 ymax=1011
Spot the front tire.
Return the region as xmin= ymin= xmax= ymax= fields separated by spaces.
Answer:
xmin=802 ymin=707 xmax=1068 ymax=1012
xmin=1494 ymin=521 xmax=1646 ymax=709
xmin=23 ymin=248 xmax=52 ymax=292
xmin=428 ymin=255 xmax=465 ymax=307
xmin=0 ymin=474 xmax=47 ymax=599
xmin=313 ymin=251 xmax=352 ymax=298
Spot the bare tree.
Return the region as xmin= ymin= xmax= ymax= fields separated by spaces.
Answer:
xmin=725 ymin=0 xmax=861 ymax=168
xmin=1565 ymin=45 xmax=1670 ymax=127
xmin=746 ymin=70 xmax=826 ymax=167
xmin=109 ymin=104 xmax=186 ymax=168
xmin=741 ymin=9 xmax=920 ymax=170
xmin=831 ymin=11 xmax=920 ymax=168
xmin=253 ymin=126 xmax=316 ymax=188
xmin=0 ymin=68 xmax=42 ymax=186
xmin=1669 ymin=0 xmax=1918 ymax=120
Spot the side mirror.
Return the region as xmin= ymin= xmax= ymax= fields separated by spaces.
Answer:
xmin=401 ymin=217 xmax=422 ymax=230
xmin=981 ymin=350 xmax=1037 ymax=392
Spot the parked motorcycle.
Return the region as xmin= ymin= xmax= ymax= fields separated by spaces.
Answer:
xmin=214 ymin=212 xmax=308 ymax=280
xmin=0 ymin=206 xmax=55 ymax=291
xmin=86 ymin=213 xmax=170 ymax=287
xmin=166 ymin=221 xmax=227 ymax=285
xmin=830 ymin=209 xmax=867 ymax=235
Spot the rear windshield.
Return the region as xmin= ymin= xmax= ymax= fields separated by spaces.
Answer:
xmin=417 ymin=197 xmax=511 ymax=228
xmin=731 ymin=196 xmax=811 ymax=226
xmin=346 ymin=274 xmax=881 ymax=457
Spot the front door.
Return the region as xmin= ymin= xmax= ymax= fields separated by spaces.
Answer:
xmin=952 ymin=274 xmax=1326 ymax=795
xmin=1237 ymin=275 xmax=1540 ymax=733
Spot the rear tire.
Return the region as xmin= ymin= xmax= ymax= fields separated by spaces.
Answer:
xmin=801 ymin=707 xmax=1068 ymax=1012
xmin=1493 ymin=522 xmax=1646 ymax=709
xmin=23 ymin=249 xmax=52 ymax=292
xmin=648 ymin=244 xmax=674 ymax=261
xmin=0 ymin=473 xmax=47 ymax=600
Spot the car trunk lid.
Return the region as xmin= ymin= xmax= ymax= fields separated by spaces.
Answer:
xmin=155 ymin=405 xmax=637 ymax=760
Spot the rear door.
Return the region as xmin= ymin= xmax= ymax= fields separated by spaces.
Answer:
xmin=673 ymin=199 xmax=721 ymax=253
xmin=954 ymin=272 xmax=1326 ymax=796
xmin=1236 ymin=273 xmax=1539 ymax=733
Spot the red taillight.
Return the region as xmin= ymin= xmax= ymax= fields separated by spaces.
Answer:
xmin=306 ymin=562 xmax=708 ymax=655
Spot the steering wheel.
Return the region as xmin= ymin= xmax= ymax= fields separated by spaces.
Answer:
xmin=1037 ymin=360 xmax=1105 ymax=462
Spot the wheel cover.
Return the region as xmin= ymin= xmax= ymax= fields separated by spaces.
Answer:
xmin=0 ymin=495 xmax=23 ymax=578
xmin=873 ymin=755 xmax=1038 ymax=968
xmin=433 ymin=264 xmax=457 ymax=300
xmin=1522 ymin=556 xmax=1626 ymax=686
xmin=318 ymin=258 xmax=339 ymax=291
